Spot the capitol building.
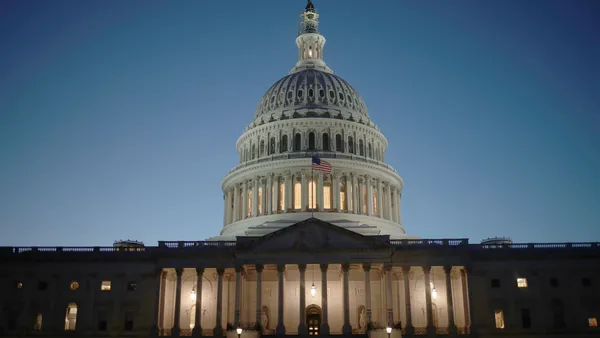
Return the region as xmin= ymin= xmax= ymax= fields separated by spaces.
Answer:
xmin=1 ymin=2 xmax=599 ymax=338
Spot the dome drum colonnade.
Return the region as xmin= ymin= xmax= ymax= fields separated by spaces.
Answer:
xmin=220 ymin=0 xmax=406 ymax=239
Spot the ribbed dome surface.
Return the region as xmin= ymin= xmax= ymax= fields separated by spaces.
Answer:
xmin=254 ymin=69 xmax=369 ymax=120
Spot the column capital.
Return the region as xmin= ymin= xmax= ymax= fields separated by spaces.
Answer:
xmin=277 ymin=264 xmax=286 ymax=272
xmin=195 ymin=267 xmax=205 ymax=275
xmin=383 ymin=263 xmax=393 ymax=272
xmin=444 ymin=265 xmax=453 ymax=274
xmin=234 ymin=265 xmax=243 ymax=273
xmin=422 ymin=265 xmax=431 ymax=274
xmin=216 ymin=268 xmax=225 ymax=275
xmin=175 ymin=268 xmax=184 ymax=276
xmin=341 ymin=263 xmax=350 ymax=272
xmin=362 ymin=263 xmax=371 ymax=272
xmin=320 ymin=264 xmax=329 ymax=272
xmin=401 ymin=265 xmax=411 ymax=274
xmin=298 ymin=264 xmax=307 ymax=272
xmin=255 ymin=264 xmax=264 ymax=273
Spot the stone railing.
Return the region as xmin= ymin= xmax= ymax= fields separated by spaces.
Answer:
xmin=158 ymin=241 xmax=237 ymax=248
xmin=390 ymin=239 xmax=469 ymax=246
xmin=478 ymin=242 xmax=600 ymax=249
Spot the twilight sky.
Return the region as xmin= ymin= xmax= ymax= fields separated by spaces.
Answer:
xmin=1 ymin=0 xmax=599 ymax=246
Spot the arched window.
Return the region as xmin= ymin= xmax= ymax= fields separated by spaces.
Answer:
xmin=339 ymin=181 xmax=347 ymax=211
xmin=308 ymin=132 xmax=316 ymax=150
xmin=323 ymin=181 xmax=332 ymax=210
xmin=260 ymin=140 xmax=265 ymax=157
xmin=64 ymin=303 xmax=77 ymax=331
xmin=258 ymin=187 xmax=263 ymax=215
xmin=359 ymin=140 xmax=364 ymax=156
xmin=322 ymin=133 xmax=330 ymax=151
xmin=294 ymin=133 xmax=302 ymax=151
xmin=293 ymin=181 xmax=302 ymax=210
xmin=269 ymin=137 xmax=275 ymax=155
xmin=280 ymin=135 xmax=288 ymax=153
xmin=335 ymin=134 xmax=343 ymax=152
xmin=308 ymin=179 xmax=316 ymax=210
xmin=279 ymin=182 xmax=285 ymax=211
xmin=368 ymin=143 xmax=372 ymax=158
xmin=348 ymin=136 xmax=354 ymax=154
xmin=190 ymin=305 xmax=196 ymax=329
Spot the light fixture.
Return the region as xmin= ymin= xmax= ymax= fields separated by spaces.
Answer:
xmin=190 ymin=288 xmax=196 ymax=301
xmin=431 ymin=287 xmax=438 ymax=299
xmin=236 ymin=327 xmax=242 ymax=338
xmin=386 ymin=326 xmax=392 ymax=338
xmin=310 ymin=283 xmax=316 ymax=297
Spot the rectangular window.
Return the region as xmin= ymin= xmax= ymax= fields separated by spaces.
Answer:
xmin=272 ymin=183 xmax=276 ymax=213
xmin=247 ymin=190 xmax=252 ymax=217
xmin=362 ymin=186 xmax=367 ymax=214
xmin=521 ymin=308 xmax=531 ymax=328
xmin=589 ymin=318 xmax=598 ymax=327
xmin=33 ymin=313 xmax=43 ymax=331
xmin=340 ymin=184 xmax=347 ymax=211
xmin=294 ymin=182 xmax=302 ymax=210
xmin=323 ymin=184 xmax=331 ymax=210
xmin=124 ymin=311 xmax=134 ymax=331
xmin=517 ymin=278 xmax=528 ymax=288
xmin=491 ymin=279 xmax=501 ymax=288
xmin=494 ymin=310 xmax=505 ymax=329
xmin=279 ymin=183 xmax=285 ymax=211
xmin=127 ymin=282 xmax=137 ymax=291
xmin=258 ymin=187 xmax=263 ymax=214
xmin=100 ymin=281 xmax=111 ymax=291
xmin=97 ymin=310 xmax=108 ymax=331
xmin=308 ymin=180 xmax=316 ymax=209
xmin=373 ymin=191 xmax=378 ymax=216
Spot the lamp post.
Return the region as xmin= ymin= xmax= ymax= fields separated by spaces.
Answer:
xmin=236 ymin=327 xmax=242 ymax=338
xmin=386 ymin=326 xmax=392 ymax=338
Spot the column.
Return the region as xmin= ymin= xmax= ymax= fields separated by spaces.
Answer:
xmin=256 ymin=265 xmax=263 ymax=330
xmin=214 ymin=268 xmax=224 ymax=336
xmin=386 ymin=185 xmax=393 ymax=221
xmin=242 ymin=180 xmax=248 ymax=219
xmin=389 ymin=186 xmax=396 ymax=223
xmin=397 ymin=191 xmax=402 ymax=225
xmin=366 ymin=176 xmax=373 ymax=216
xmin=320 ymin=264 xmax=330 ymax=335
xmin=345 ymin=175 xmax=353 ymax=212
xmin=444 ymin=266 xmax=456 ymax=334
xmin=276 ymin=264 xmax=286 ymax=335
xmin=151 ymin=270 xmax=163 ymax=336
xmin=252 ymin=178 xmax=259 ymax=217
xmin=298 ymin=264 xmax=308 ymax=334
xmin=317 ymin=172 xmax=324 ymax=211
xmin=223 ymin=192 xmax=228 ymax=226
xmin=226 ymin=189 xmax=233 ymax=224
xmin=333 ymin=172 xmax=341 ymax=212
xmin=285 ymin=173 xmax=293 ymax=212
xmin=377 ymin=180 xmax=383 ymax=218
xmin=423 ymin=266 xmax=435 ymax=335
xmin=460 ymin=268 xmax=471 ymax=333
xmin=357 ymin=177 xmax=365 ymax=215
xmin=363 ymin=264 xmax=372 ymax=323
xmin=402 ymin=266 xmax=414 ymax=335
xmin=192 ymin=268 xmax=204 ymax=336
xmin=234 ymin=266 xmax=242 ymax=326
xmin=267 ymin=176 xmax=273 ymax=215
xmin=384 ymin=265 xmax=393 ymax=326
xmin=158 ymin=270 xmax=168 ymax=333
xmin=233 ymin=185 xmax=239 ymax=222
xmin=342 ymin=264 xmax=352 ymax=334
xmin=352 ymin=174 xmax=358 ymax=214
xmin=273 ymin=175 xmax=279 ymax=214
xmin=172 ymin=268 xmax=183 ymax=336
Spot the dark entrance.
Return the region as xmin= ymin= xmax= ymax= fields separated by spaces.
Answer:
xmin=306 ymin=305 xmax=321 ymax=335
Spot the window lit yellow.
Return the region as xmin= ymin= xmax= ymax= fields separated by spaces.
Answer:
xmin=373 ymin=190 xmax=378 ymax=216
xmin=279 ymin=183 xmax=285 ymax=211
xmin=258 ymin=187 xmax=263 ymax=214
xmin=308 ymin=180 xmax=316 ymax=209
xmin=517 ymin=278 xmax=528 ymax=288
xmin=323 ymin=184 xmax=331 ymax=210
xmin=340 ymin=183 xmax=347 ymax=211
xmin=589 ymin=318 xmax=598 ymax=327
xmin=247 ymin=190 xmax=252 ymax=217
xmin=294 ymin=182 xmax=301 ymax=210
xmin=494 ymin=310 xmax=504 ymax=329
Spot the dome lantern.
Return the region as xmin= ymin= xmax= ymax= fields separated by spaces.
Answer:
xmin=291 ymin=0 xmax=332 ymax=74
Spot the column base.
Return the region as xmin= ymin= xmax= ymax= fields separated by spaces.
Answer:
xmin=404 ymin=325 xmax=414 ymax=336
xmin=213 ymin=326 xmax=223 ymax=337
xmin=426 ymin=325 xmax=436 ymax=337
xmin=319 ymin=323 xmax=330 ymax=335
xmin=298 ymin=323 xmax=308 ymax=335
xmin=276 ymin=323 xmax=286 ymax=336
xmin=172 ymin=328 xmax=181 ymax=337
xmin=342 ymin=323 xmax=352 ymax=335
xmin=192 ymin=327 xmax=203 ymax=337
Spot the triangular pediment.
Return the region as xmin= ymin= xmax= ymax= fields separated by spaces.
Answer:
xmin=236 ymin=217 xmax=390 ymax=253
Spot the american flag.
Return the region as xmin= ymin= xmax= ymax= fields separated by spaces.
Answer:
xmin=312 ymin=156 xmax=332 ymax=174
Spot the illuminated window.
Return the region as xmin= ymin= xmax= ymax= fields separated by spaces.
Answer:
xmin=494 ymin=310 xmax=505 ymax=329
xmin=271 ymin=183 xmax=276 ymax=213
xmin=517 ymin=278 xmax=528 ymax=288
xmin=362 ymin=186 xmax=367 ymax=214
xmin=64 ymin=303 xmax=78 ymax=331
xmin=258 ymin=187 xmax=263 ymax=215
xmin=247 ymin=190 xmax=252 ymax=217
xmin=101 ymin=281 xmax=111 ymax=291
xmin=323 ymin=183 xmax=331 ymax=210
xmin=279 ymin=183 xmax=285 ymax=212
xmin=308 ymin=180 xmax=316 ymax=209
xmin=16 ymin=281 xmax=23 ymax=289
xmin=33 ymin=313 xmax=43 ymax=331
xmin=589 ymin=318 xmax=598 ymax=327
xmin=70 ymin=281 xmax=79 ymax=291
xmin=340 ymin=182 xmax=347 ymax=211
xmin=373 ymin=190 xmax=378 ymax=216
xmin=190 ymin=305 xmax=197 ymax=329
xmin=294 ymin=181 xmax=302 ymax=210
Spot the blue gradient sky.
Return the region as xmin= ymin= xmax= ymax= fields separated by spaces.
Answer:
xmin=1 ymin=0 xmax=599 ymax=246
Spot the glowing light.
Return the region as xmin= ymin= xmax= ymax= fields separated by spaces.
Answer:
xmin=310 ymin=284 xmax=316 ymax=297
xmin=190 ymin=289 xmax=196 ymax=301
xmin=431 ymin=287 xmax=438 ymax=299
xmin=386 ymin=327 xmax=392 ymax=334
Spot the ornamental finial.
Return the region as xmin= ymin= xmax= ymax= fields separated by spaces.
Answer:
xmin=305 ymin=0 xmax=315 ymax=13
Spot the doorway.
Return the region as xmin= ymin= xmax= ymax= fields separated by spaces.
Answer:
xmin=306 ymin=305 xmax=322 ymax=335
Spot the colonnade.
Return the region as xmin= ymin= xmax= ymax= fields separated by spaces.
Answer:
xmin=223 ymin=172 xmax=401 ymax=226
xmin=156 ymin=264 xmax=471 ymax=336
